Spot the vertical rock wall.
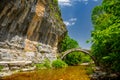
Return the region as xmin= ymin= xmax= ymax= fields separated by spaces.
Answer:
xmin=0 ymin=0 xmax=67 ymax=63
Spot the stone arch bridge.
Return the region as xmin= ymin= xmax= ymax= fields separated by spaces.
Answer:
xmin=60 ymin=48 xmax=97 ymax=65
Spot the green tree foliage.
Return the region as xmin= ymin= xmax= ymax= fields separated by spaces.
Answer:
xmin=59 ymin=34 xmax=79 ymax=52
xmin=81 ymin=53 xmax=92 ymax=63
xmin=64 ymin=52 xmax=82 ymax=65
xmin=91 ymin=0 xmax=120 ymax=73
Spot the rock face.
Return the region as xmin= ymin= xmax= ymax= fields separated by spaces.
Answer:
xmin=0 ymin=0 xmax=67 ymax=63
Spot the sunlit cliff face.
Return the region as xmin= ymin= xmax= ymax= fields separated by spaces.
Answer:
xmin=0 ymin=0 xmax=67 ymax=63
xmin=0 ymin=0 xmax=67 ymax=48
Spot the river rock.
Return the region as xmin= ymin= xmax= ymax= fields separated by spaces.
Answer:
xmin=21 ymin=66 xmax=36 ymax=72
xmin=1 ymin=67 xmax=9 ymax=72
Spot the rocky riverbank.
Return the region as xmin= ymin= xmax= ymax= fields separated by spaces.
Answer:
xmin=0 ymin=66 xmax=36 ymax=78
xmin=0 ymin=61 xmax=36 ymax=77
xmin=90 ymin=67 xmax=120 ymax=80
xmin=0 ymin=40 xmax=57 ymax=77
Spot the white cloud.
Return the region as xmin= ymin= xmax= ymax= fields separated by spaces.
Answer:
xmin=64 ymin=18 xmax=77 ymax=26
xmin=58 ymin=0 xmax=99 ymax=7
xmin=58 ymin=0 xmax=72 ymax=6
xmin=64 ymin=21 xmax=71 ymax=26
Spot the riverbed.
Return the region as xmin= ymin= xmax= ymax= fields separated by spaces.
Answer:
xmin=1 ymin=66 xmax=90 ymax=80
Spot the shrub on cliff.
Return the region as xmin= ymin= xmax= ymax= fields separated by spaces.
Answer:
xmin=52 ymin=59 xmax=68 ymax=68
xmin=0 ymin=65 xmax=3 ymax=71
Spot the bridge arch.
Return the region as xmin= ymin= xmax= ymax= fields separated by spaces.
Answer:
xmin=60 ymin=48 xmax=96 ymax=65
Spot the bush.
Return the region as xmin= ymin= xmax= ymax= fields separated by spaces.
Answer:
xmin=64 ymin=52 xmax=82 ymax=65
xmin=35 ymin=59 xmax=51 ymax=69
xmin=52 ymin=59 xmax=68 ymax=68
xmin=43 ymin=59 xmax=51 ymax=68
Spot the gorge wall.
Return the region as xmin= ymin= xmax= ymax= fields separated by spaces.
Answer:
xmin=0 ymin=0 xmax=67 ymax=63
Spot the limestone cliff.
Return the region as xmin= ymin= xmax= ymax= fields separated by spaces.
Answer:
xmin=0 ymin=0 xmax=67 ymax=63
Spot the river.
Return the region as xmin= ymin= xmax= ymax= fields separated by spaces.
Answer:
xmin=1 ymin=66 xmax=90 ymax=80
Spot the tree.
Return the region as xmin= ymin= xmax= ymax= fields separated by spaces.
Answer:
xmin=58 ymin=34 xmax=79 ymax=52
xmin=91 ymin=0 xmax=120 ymax=73
xmin=65 ymin=51 xmax=82 ymax=65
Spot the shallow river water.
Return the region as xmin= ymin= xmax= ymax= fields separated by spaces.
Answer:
xmin=1 ymin=66 xmax=90 ymax=80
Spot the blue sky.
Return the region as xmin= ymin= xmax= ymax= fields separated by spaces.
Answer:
xmin=58 ymin=0 xmax=102 ymax=49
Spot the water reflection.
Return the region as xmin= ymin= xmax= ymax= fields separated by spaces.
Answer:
xmin=2 ymin=66 xmax=90 ymax=80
